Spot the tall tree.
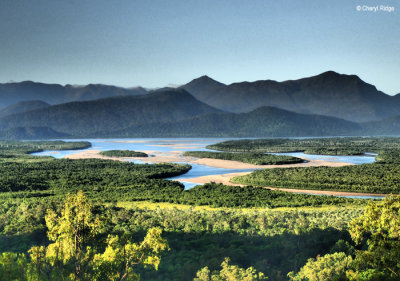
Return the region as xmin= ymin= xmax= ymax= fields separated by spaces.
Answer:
xmin=194 ymin=257 xmax=267 ymax=281
xmin=347 ymin=196 xmax=400 ymax=280
xmin=0 ymin=191 xmax=169 ymax=281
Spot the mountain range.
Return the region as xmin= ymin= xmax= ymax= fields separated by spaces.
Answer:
xmin=0 ymin=100 xmax=50 ymax=118
xmin=0 ymin=71 xmax=399 ymax=139
xmin=0 ymin=81 xmax=147 ymax=109
xmin=182 ymin=71 xmax=400 ymax=122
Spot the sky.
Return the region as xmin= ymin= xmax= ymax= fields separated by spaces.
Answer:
xmin=0 ymin=0 xmax=399 ymax=94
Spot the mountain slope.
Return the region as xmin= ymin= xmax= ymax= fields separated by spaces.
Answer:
xmin=182 ymin=71 xmax=400 ymax=122
xmin=0 ymin=127 xmax=68 ymax=139
xmin=363 ymin=115 xmax=400 ymax=135
xmin=0 ymin=88 xmax=223 ymax=137
xmin=0 ymin=81 xmax=147 ymax=109
xmin=182 ymin=75 xmax=226 ymax=102
xmin=0 ymin=100 xmax=50 ymax=118
xmin=103 ymin=106 xmax=362 ymax=138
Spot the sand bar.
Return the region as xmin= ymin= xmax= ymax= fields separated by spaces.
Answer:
xmin=179 ymin=172 xmax=251 ymax=186
xmin=63 ymin=149 xmax=388 ymax=197
xmin=64 ymin=150 xmax=354 ymax=169
xmin=179 ymin=172 xmax=388 ymax=198
xmin=191 ymin=157 xmax=353 ymax=169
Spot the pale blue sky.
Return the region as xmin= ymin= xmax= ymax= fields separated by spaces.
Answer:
xmin=0 ymin=0 xmax=399 ymax=94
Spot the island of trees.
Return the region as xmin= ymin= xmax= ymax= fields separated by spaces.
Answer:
xmin=100 ymin=150 xmax=149 ymax=157
xmin=183 ymin=151 xmax=303 ymax=165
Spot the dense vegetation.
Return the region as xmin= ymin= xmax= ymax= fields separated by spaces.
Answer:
xmin=231 ymin=164 xmax=400 ymax=194
xmin=0 ymin=140 xmax=91 ymax=162
xmin=0 ymin=192 xmax=169 ymax=281
xmin=207 ymin=137 xmax=400 ymax=156
xmin=183 ymin=151 xmax=302 ymax=165
xmin=5 ymin=192 xmax=398 ymax=280
xmin=1 ymin=139 xmax=400 ymax=280
xmin=0 ymin=157 xmax=358 ymax=207
xmin=289 ymin=196 xmax=400 ymax=280
xmin=100 ymin=150 xmax=148 ymax=157
xmin=0 ymin=140 xmax=91 ymax=154
xmin=0 ymin=141 xmax=361 ymax=208
xmin=0 ymin=158 xmax=190 ymax=200
xmin=175 ymin=183 xmax=358 ymax=208
xmin=0 ymin=192 xmax=365 ymax=280
xmin=208 ymin=137 xmax=400 ymax=194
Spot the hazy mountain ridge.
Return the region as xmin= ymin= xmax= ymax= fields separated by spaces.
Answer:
xmin=0 ymin=88 xmax=223 ymax=137
xmin=103 ymin=106 xmax=361 ymax=138
xmin=182 ymin=71 xmax=399 ymax=122
xmin=0 ymin=127 xmax=68 ymax=139
xmin=0 ymin=81 xmax=147 ymax=109
xmin=0 ymin=100 xmax=50 ymax=118
xmin=1 ymin=71 xmax=400 ymax=139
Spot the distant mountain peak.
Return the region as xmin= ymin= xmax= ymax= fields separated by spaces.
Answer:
xmin=198 ymin=75 xmax=213 ymax=80
xmin=314 ymin=71 xmax=361 ymax=81
xmin=189 ymin=75 xmax=225 ymax=86
xmin=319 ymin=70 xmax=341 ymax=77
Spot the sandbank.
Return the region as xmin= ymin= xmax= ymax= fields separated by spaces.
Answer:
xmin=63 ymin=149 xmax=386 ymax=197
xmin=179 ymin=172 xmax=388 ymax=198
xmin=64 ymin=150 xmax=354 ymax=169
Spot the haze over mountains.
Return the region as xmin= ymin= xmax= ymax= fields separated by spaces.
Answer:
xmin=0 ymin=81 xmax=146 ymax=108
xmin=0 ymin=100 xmax=50 ymax=118
xmin=0 ymin=71 xmax=400 ymax=139
xmin=182 ymin=71 xmax=400 ymax=122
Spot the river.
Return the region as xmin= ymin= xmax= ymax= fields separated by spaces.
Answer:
xmin=31 ymin=138 xmax=378 ymax=197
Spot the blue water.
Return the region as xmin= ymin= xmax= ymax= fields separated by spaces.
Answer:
xmin=167 ymin=163 xmax=255 ymax=189
xmin=291 ymin=192 xmax=384 ymax=200
xmin=31 ymin=138 xmax=378 ymax=194
xmin=272 ymin=152 xmax=376 ymax=165
xmin=31 ymin=138 xmax=249 ymax=189
xmin=31 ymin=138 xmax=229 ymax=158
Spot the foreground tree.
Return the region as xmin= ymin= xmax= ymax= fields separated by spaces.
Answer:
xmin=291 ymin=196 xmax=400 ymax=281
xmin=347 ymin=196 xmax=400 ymax=280
xmin=194 ymin=257 xmax=267 ymax=281
xmin=0 ymin=252 xmax=27 ymax=281
xmin=288 ymin=252 xmax=353 ymax=281
xmin=0 ymin=191 xmax=168 ymax=280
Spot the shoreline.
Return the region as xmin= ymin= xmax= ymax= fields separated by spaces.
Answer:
xmin=178 ymin=172 xmax=388 ymax=198
xmin=64 ymin=149 xmax=353 ymax=169
xmin=63 ymin=148 xmax=386 ymax=198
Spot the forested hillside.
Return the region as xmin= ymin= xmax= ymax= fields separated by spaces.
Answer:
xmin=0 ymin=89 xmax=222 ymax=137
xmin=105 ymin=106 xmax=362 ymax=138
xmin=182 ymin=71 xmax=399 ymax=122
xmin=0 ymin=100 xmax=50 ymax=118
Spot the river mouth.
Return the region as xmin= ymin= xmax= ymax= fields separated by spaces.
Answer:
xmin=31 ymin=138 xmax=377 ymax=196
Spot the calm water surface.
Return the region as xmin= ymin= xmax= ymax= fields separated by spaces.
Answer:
xmin=272 ymin=152 xmax=376 ymax=165
xmin=32 ymin=138 xmax=377 ymax=196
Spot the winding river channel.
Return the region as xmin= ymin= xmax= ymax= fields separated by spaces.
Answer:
xmin=31 ymin=138 xmax=378 ymax=198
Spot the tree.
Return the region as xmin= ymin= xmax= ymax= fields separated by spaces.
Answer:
xmin=43 ymin=190 xmax=104 ymax=280
xmin=288 ymin=252 xmax=353 ymax=281
xmin=0 ymin=191 xmax=169 ymax=281
xmin=347 ymin=196 xmax=400 ymax=280
xmin=0 ymin=252 xmax=27 ymax=281
xmin=92 ymin=228 xmax=169 ymax=281
xmin=194 ymin=257 xmax=267 ymax=281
